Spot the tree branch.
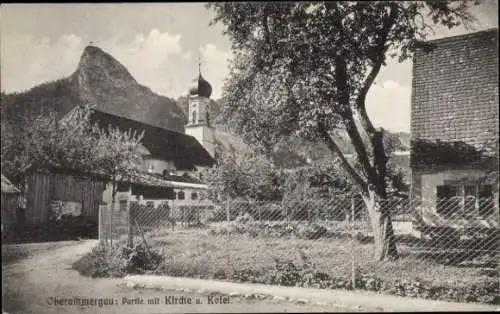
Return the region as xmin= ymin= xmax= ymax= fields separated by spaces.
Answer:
xmin=334 ymin=54 xmax=378 ymax=185
xmin=318 ymin=122 xmax=368 ymax=195
xmin=355 ymin=2 xmax=398 ymax=135
xmin=262 ymin=4 xmax=271 ymax=47
xmin=372 ymin=129 xmax=389 ymax=198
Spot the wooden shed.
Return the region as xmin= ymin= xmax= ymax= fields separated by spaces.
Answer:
xmin=1 ymin=173 xmax=21 ymax=234
xmin=19 ymin=166 xmax=108 ymax=225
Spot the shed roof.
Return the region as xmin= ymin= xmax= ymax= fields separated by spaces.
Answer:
xmin=1 ymin=174 xmax=20 ymax=194
xmin=127 ymin=172 xmax=208 ymax=190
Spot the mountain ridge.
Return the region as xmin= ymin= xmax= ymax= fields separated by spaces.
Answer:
xmin=2 ymin=45 xmax=187 ymax=133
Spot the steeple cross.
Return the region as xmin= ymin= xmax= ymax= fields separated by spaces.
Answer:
xmin=198 ymin=56 xmax=202 ymax=75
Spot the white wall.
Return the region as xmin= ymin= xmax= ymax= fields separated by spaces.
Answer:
xmin=101 ymin=182 xmax=132 ymax=208
xmin=185 ymin=125 xmax=215 ymax=159
xmin=413 ymin=168 xmax=499 ymax=227
xmin=141 ymin=158 xmax=175 ymax=174
xmin=419 ymin=169 xmax=489 ymax=204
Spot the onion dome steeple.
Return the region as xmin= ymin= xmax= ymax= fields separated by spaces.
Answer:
xmin=188 ymin=58 xmax=212 ymax=98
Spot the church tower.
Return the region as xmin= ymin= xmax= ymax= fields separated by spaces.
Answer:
xmin=185 ymin=68 xmax=216 ymax=159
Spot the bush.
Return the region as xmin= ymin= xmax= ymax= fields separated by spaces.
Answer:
xmin=295 ymin=224 xmax=328 ymax=240
xmin=234 ymin=212 xmax=255 ymax=224
xmin=208 ymin=220 xmax=374 ymax=242
xmin=72 ymin=244 xmax=125 ymax=278
xmin=208 ymin=204 xmax=242 ymax=222
xmin=72 ymin=242 xmax=164 ymax=278
xmin=130 ymin=201 xmax=171 ymax=226
xmin=229 ymin=259 xmax=499 ymax=304
xmin=258 ymin=203 xmax=283 ymax=221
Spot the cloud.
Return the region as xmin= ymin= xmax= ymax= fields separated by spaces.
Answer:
xmin=181 ymin=51 xmax=193 ymax=60
xmin=1 ymin=30 xmax=234 ymax=100
xmin=1 ymin=33 xmax=84 ymax=92
xmin=98 ymin=29 xmax=187 ymax=95
xmin=198 ymin=43 xmax=232 ymax=99
xmin=365 ymin=80 xmax=411 ymax=133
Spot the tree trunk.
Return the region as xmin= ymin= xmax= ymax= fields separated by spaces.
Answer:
xmin=111 ymin=175 xmax=117 ymax=210
xmin=318 ymin=123 xmax=398 ymax=261
xmin=363 ymin=189 xmax=398 ymax=261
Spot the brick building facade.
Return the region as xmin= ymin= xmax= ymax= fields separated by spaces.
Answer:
xmin=410 ymin=29 xmax=499 ymax=226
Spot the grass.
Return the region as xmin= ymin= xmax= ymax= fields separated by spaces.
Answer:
xmin=73 ymin=222 xmax=498 ymax=303
xmin=144 ymin=226 xmax=498 ymax=288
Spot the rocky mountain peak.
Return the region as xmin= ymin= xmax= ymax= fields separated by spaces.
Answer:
xmin=74 ymin=45 xmax=138 ymax=88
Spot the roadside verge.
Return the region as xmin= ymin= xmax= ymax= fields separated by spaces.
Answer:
xmin=124 ymin=275 xmax=499 ymax=312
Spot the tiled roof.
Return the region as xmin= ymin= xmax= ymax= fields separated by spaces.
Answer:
xmin=411 ymin=29 xmax=499 ymax=167
xmin=18 ymin=165 xmax=207 ymax=190
xmin=1 ymin=174 xmax=20 ymax=194
xmin=125 ymin=171 xmax=207 ymax=190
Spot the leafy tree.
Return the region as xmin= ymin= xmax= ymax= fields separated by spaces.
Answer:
xmin=1 ymin=111 xmax=33 ymax=179
xmin=1 ymin=104 xmax=145 ymax=212
xmin=1 ymin=105 xmax=95 ymax=179
xmin=92 ymin=123 xmax=145 ymax=209
xmin=208 ymin=1 xmax=477 ymax=260
xmin=202 ymin=143 xmax=283 ymax=202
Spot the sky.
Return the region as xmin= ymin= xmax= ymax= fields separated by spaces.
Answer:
xmin=1 ymin=2 xmax=498 ymax=133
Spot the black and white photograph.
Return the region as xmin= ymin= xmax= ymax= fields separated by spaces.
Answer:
xmin=1 ymin=2 xmax=499 ymax=313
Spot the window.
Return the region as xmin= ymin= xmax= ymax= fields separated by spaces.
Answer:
xmin=191 ymin=192 xmax=198 ymax=200
xmin=117 ymin=182 xmax=130 ymax=192
xmin=478 ymin=185 xmax=494 ymax=216
xmin=436 ymin=185 xmax=459 ymax=217
xmin=192 ymin=110 xmax=197 ymax=124
xmin=177 ymin=191 xmax=185 ymax=200
xmin=119 ymin=200 xmax=128 ymax=212
xmin=436 ymin=183 xmax=494 ymax=217
xmin=463 ymin=185 xmax=477 ymax=217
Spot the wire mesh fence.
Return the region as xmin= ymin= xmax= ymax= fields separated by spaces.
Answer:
xmin=98 ymin=195 xmax=499 ymax=299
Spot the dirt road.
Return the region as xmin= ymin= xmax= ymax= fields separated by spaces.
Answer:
xmin=2 ymin=240 xmax=355 ymax=313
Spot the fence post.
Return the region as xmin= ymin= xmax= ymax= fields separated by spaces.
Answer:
xmin=350 ymin=222 xmax=356 ymax=290
xmin=226 ymin=198 xmax=231 ymax=276
xmin=109 ymin=202 xmax=113 ymax=248
xmin=351 ymin=196 xmax=355 ymax=223
xmin=258 ymin=202 xmax=262 ymax=222
xmin=99 ymin=204 xmax=106 ymax=247
xmin=171 ymin=198 xmax=175 ymax=231
xmin=104 ymin=204 xmax=109 ymax=247
xmin=98 ymin=204 xmax=102 ymax=245
xmin=282 ymin=198 xmax=288 ymax=227
xmin=127 ymin=201 xmax=133 ymax=247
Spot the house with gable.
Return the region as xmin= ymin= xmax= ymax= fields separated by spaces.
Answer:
xmin=410 ymin=29 xmax=499 ymax=228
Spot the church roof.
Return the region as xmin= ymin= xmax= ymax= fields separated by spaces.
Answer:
xmin=91 ymin=109 xmax=215 ymax=168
